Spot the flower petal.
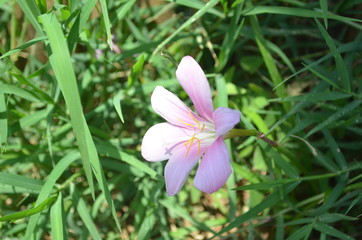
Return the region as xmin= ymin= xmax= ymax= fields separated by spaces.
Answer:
xmin=141 ymin=123 xmax=192 ymax=162
xmin=176 ymin=56 xmax=214 ymax=120
xmin=213 ymin=107 xmax=240 ymax=136
xmin=194 ymin=137 xmax=231 ymax=194
xmin=151 ymin=86 xmax=205 ymax=128
xmin=164 ymin=144 xmax=201 ymax=195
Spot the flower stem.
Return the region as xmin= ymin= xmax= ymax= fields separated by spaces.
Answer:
xmin=224 ymin=129 xmax=278 ymax=147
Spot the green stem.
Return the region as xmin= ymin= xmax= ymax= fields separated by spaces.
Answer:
xmin=224 ymin=129 xmax=278 ymax=147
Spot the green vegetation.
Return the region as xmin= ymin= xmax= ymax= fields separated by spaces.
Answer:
xmin=0 ymin=0 xmax=361 ymax=239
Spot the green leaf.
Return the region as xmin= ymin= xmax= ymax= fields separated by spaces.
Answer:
xmin=113 ymin=91 xmax=125 ymax=123
xmin=287 ymin=224 xmax=313 ymax=240
xmin=98 ymin=0 xmax=113 ymax=49
xmin=24 ymin=151 xmax=79 ymax=239
xmin=0 ymin=83 xmax=40 ymax=102
xmin=234 ymin=178 xmax=299 ymax=191
xmin=50 ymin=193 xmax=68 ymax=240
xmin=0 ymin=93 xmax=7 ymax=145
xmin=315 ymin=18 xmax=350 ymax=92
xmin=212 ymin=182 xmax=299 ymax=238
xmin=306 ymin=100 xmax=362 ymax=138
xmin=319 ymin=0 xmax=328 ymax=28
xmin=314 ymin=222 xmax=355 ymax=240
xmin=0 ymin=36 xmax=47 ymax=60
xmin=152 ymin=0 xmax=220 ymax=57
xmin=0 ymin=173 xmax=44 ymax=193
xmin=40 ymin=13 xmax=96 ymax=197
xmin=269 ymin=92 xmax=351 ymax=103
xmin=0 ymin=195 xmax=57 ymax=222
xmin=16 ymin=0 xmax=43 ymax=35
xmin=318 ymin=213 xmax=357 ymax=223
xmin=241 ymin=6 xmax=362 ymax=23
xmin=128 ymin=55 xmax=145 ymax=87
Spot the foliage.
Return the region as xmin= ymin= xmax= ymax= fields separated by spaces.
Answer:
xmin=0 ymin=0 xmax=361 ymax=239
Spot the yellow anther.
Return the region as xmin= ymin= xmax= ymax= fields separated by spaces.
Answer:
xmin=189 ymin=112 xmax=201 ymax=129
xmin=184 ymin=134 xmax=201 ymax=157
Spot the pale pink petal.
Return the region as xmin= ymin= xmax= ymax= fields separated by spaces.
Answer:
xmin=194 ymin=137 xmax=231 ymax=194
xmin=213 ymin=107 xmax=240 ymax=136
xmin=164 ymin=143 xmax=203 ymax=196
xmin=141 ymin=123 xmax=193 ymax=162
xmin=151 ymin=86 xmax=205 ymax=128
xmin=176 ymin=56 xmax=214 ymax=120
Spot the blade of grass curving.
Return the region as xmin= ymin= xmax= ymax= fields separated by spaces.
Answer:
xmin=287 ymin=224 xmax=313 ymax=240
xmin=113 ymin=0 xmax=136 ymax=24
xmin=98 ymin=0 xmax=113 ymax=49
xmin=0 ymin=93 xmax=7 ymax=146
xmin=315 ymin=18 xmax=350 ymax=92
xmin=269 ymin=92 xmax=351 ymax=102
xmin=216 ymin=2 xmax=245 ymax=71
xmin=171 ymin=0 xmax=223 ymax=17
xmin=24 ymin=151 xmax=79 ymax=239
xmin=50 ymin=193 xmax=68 ymax=240
xmin=72 ymin=186 xmax=102 ymax=240
xmin=0 ymin=173 xmax=44 ymax=192
xmin=211 ymin=182 xmax=299 ymax=238
xmin=16 ymin=0 xmax=43 ymax=35
xmin=234 ymin=178 xmax=298 ymax=191
xmin=0 ymin=83 xmax=40 ymax=102
xmin=305 ymin=100 xmax=362 ymax=138
xmin=322 ymin=130 xmax=346 ymax=169
xmin=319 ymin=0 xmax=328 ymax=28
xmin=249 ymin=11 xmax=289 ymax=110
xmin=314 ymin=222 xmax=355 ymax=240
xmin=345 ymin=192 xmax=362 ymax=215
xmin=240 ymin=6 xmax=362 ymax=23
xmin=0 ymin=195 xmax=57 ymax=222
xmin=40 ymin=13 xmax=96 ymax=197
xmin=0 ymin=36 xmax=47 ymax=60
xmin=113 ymin=91 xmax=124 ymax=123
xmin=266 ymin=40 xmax=296 ymax=73
xmin=152 ymin=0 xmax=219 ymax=57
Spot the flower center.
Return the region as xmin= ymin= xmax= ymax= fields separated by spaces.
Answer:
xmin=177 ymin=112 xmax=215 ymax=157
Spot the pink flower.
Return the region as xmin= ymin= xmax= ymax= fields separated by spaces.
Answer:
xmin=141 ymin=56 xmax=240 ymax=195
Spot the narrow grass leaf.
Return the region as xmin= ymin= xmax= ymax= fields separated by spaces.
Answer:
xmin=0 ymin=173 xmax=43 ymax=192
xmin=249 ymin=13 xmax=289 ymax=110
xmin=128 ymin=55 xmax=145 ymax=87
xmin=152 ymin=0 xmax=219 ymax=57
xmin=113 ymin=91 xmax=124 ymax=123
xmin=40 ymin=13 xmax=95 ymax=197
xmin=287 ymin=224 xmax=313 ymax=240
xmin=319 ymin=213 xmax=357 ymax=223
xmin=72 ymin=187 xmax=102 ymax=240
xmin=314 ymin=222 xmax=355 ymax=240
xmin=98 ymin=0 xmax=113 ymax=49
xmin=315 ymin=18 xmax=350 ymax=92
xmin=302 ymin=63 xmax=341 ymax=89
xmin=319 ymin=0 xmax=328 ymax=28
xmin=234 ymin=178 xmax=298 ymax=191
xmin=0 ymin=36 xmax=47 ymax=59
xmin=15 ymin=0 xmax=43 ymax=35
xmin=322 ymin=129 xmax=347 ymax=169
xmin=0 ymin=83 xmax=40 ymax=102
xmin=50 ymin=193 xmax=68 ymax=240
xmin=345 ymin=192 xmax=362 ymax=215
xmin=266 ymin=40 xmax=296 ymax=73
xmin=24 ymin=151 xmax=80 ymax=239
xmin=171 ymin=0 xmax=224 ymax=17
xmin=305 ymin=100 xmax=362 ymax=138
xmin=241 ymin=6 xmax=362 ymax=23
xmin=0 ymin=93 xmax=7 ymax=145
xmin=113 ymin=0 xmax=137 ymax=24
xmin=0 ymin=195 xmax=57 ymax=222
xmin=212 ymin=182 xmax=299 ymax=238
xmin=216 ymin=3 xmax=244 ymax=71
xmin=269 ymin=92 xmax=351 ymax=103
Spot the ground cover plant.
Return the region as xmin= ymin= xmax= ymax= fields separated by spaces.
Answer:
xmin=0 ymin=0 xmax=361 ymax=239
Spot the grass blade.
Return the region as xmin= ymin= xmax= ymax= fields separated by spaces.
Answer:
xmin=152 ymin=0 xmax=219 ymax=57
xmin=0 ymin=93 xmax=7 ymax=145
xmin=0 ymin=173 xmax=43 ymax=192
xmin=315 ymin=18 xmax=350 ymax=92
xmin=314 ymin=222 xmax=355 ymax=240
xmin=98 ymin=0 xmax=113 ymax=49
xmin=50 ymin=193 xmax=68 ymax=240
xmin=24 ymin=151 xmax=79 ymax=239
xmin=305 ymin=100 xmax=362 ymax=138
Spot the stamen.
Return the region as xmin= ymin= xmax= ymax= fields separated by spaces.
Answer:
xmin=184 ymin=134 xmax=201 ymax=156
xmin=189 ymin=112 xmax=201 ymax=129
xmin=176 ymin=118 xmax=195 ymax=127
